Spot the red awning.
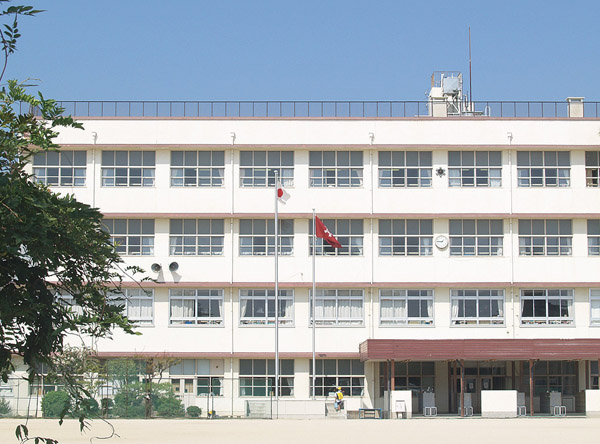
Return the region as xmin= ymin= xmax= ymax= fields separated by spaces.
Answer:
xmin=359 ymin=339 xmax=600 ymax=361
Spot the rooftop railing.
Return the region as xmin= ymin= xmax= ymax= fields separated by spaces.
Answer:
xmin=23 ymin=100 xmax=600 ymax=118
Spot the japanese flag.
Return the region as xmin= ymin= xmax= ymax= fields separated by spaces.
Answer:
xmin=277 ymin=179 xmax=290 ymax=204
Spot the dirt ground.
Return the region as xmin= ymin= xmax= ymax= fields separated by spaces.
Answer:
xmin=1 ymin=417 xmax=599 ymax=444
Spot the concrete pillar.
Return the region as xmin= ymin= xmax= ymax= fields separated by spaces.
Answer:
xmin=567 ymin=97 xmax=584 ymax=118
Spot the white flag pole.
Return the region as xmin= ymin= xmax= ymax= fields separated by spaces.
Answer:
xmin=274 ymin=170 xmax=279 ymax=419
xmin=312 ymin=209 xmax=316 ymax=400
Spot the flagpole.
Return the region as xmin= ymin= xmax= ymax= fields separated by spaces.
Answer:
xmin=312 ymin=209 xmax=316 ymax=400
xmin=274 ymin=170 xmax=279 ymax=419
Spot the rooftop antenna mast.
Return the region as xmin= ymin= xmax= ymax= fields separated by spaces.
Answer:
xmin=469 ymin=26 xmax=472 ymax=110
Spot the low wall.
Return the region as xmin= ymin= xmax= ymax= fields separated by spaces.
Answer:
xmin=481 ymin=390 xmax=517 ymax=418
xmin=586 ymin=390 xmax=600 ymax=417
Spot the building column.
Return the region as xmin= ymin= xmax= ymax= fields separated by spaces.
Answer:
xmin=529 ymin=359 xmax=534 ymax=416
xmin=460 ymin=360 xmax=465 ymax=417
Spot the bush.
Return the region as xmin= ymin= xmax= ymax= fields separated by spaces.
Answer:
xmin=76 ymin=397 xmax=99 ymax=416
xmin=0 ymin=397 xmax=11 ymax=416
xmin=42 ymin=391 xmax=71 ymax=418
xmin=156 ymin=394 xmax=184 ymax=417
xmin=186 ymin=405 xmax=201 ymax=418
xmin=112 ymin=382 xmax=184 ymax=418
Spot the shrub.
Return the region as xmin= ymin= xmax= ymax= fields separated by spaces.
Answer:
xmin=0 ymin=397 xmax=11 ymax=416
xmin=156 ymin=394 xmax=184 ymax=417
xmin=41 ymin=391 xmax=70 ymax=418
xmin=186 ymin=405 xmax=201 ymax=418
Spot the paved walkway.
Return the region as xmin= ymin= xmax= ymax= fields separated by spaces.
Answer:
xmin=1 ymin=417 xmax=598 ymax=444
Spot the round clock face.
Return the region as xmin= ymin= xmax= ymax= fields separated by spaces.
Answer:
xmin=435 ymin=235 xmax=448 ymax=250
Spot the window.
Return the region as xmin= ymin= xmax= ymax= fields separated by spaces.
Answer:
xmin=517 ymin=151 xmax=570 ymax=187
xmin=518 ymin=219 xmax=572 ymax=256
xmin=109 ymin=289 xmax=154 ymax=325
xmin=169 ymin=289 xmax=223 ymax=325
xmin=311 ymin=289 xmax=364 ymax=325
xmin=101 ymin=150 xmax=155 ymax=186
xmin=169 ymin=219 xmax=224 ymax=256
xmin=588 ymin=220 xmax=600 ymax=255
xmin=523 ymin=361 xmax=576 ymax=395
xmin=379 ymin=361 xmax=435 ymax=397
xmin=310 ymin=219 xmax=363 ymax=256
xmin=239 ymin=219 xmax=293 ymax=256
xmin=449 ymin=219 xmax=503 ymax=256
xmin=448 ymin=151 xmax=502 ymax=187
xmin=520 ymin=289 xmax=573 ymax=325
xmin=171 ymin=151 xmax=224 ymax=187
xmin=585 ymin=151 xmax=600 ymax=187
xmin=310 ymin=359 xmax=364 ymax=396
xmin=170 ymin=359 xmax=224 ymax=396
xmin=239 ymin=289 xmax=294 ymax=325
xmin=590 ymin=290 xmax=600 ymax=326
xmin=451 ymin=289 xmax=505 ymax=325
xmin=0 ymin=380 xmax=13 ymax=397
xmin=378 ymin=151 xmax=432 ymax=187
xmin=379 ymin=219 xmax=433 ymax=256
xmin=102 ymin=219 xmax=155 ymax=255
xmin=240 ymin=151 xmax=294 ymax=187
xmin=32 ymin=150 xmax=86 ymax=186
xmin=239 ymin=359 xmax=294 ymax=397
xmin=56 ymin=293 xmax=83 ymax=316
xmin=379 ymin=289 xmax=433 ymax=325
xmin=309 ymin=151 xmax=363 ymax=187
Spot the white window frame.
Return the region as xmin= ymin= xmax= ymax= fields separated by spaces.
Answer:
xmin=311 ymin=289 xmax=364 ymax=326
xmin=588 ymin=220 xmax=600 ymax=256
xmin=169 ymin=359 xmax=225 ymax=397
xmin=379 ymin=289 xmax=434 ymax=326
xmin=109 ymin=289 xmax=154 ymax=325
xmin=239 ymin=219 xmax=294 ymax=256
xmin=520 ymin=289 xmax=574 ymax=326
xmin=169 ymin=289 xmax=224 ymax=325
xmin=448 ymin=151 xmax=502 ymax=187
xmin=169 ymin=219 xmax=224 ymax=256
xmin=585 ymin=151 xmax=600 ymax=187
xmin=517 ymin=151 xmax=570 ymax=187
xmin=449 ymin=219 xmax=504 ymax=256
xmin=101 ymin=150 xmax=155 ymax=187
xmin=309 ymin=359 xmax=365 ymax=397
xmin=310 ymin=219 xmax=363 ymax=256
xmin=309 ymin=151 xmax=363 ymax=187
xmin=170 ymin=150 xmax=224 ymax=187
xmin=590 ymin=289 xmax=600 ymax=326
xmin=378 ymin=151 xmax=432 ymax=187
xmin=450 ymin=289 xmax=505 ymax=326
xmin=239 ymin=289 xmax=294 ymax=326
xmin=102 ymin=219 xmax=155 ymax=256
xmin=239 ymin=151 xmax=294 ymax=187
xmin=239 ymin=359 xmax=294 ymax=397
xmin=378 ymin=219 xmax=433 ymax=256
xmin=518 ymin=219 xmax=572 ymax=256
xmin=32 ymin=150 xmax=86 ymax=186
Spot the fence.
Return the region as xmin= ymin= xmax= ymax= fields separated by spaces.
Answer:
xmin=19 ymin=100 xmax=600 ymax=118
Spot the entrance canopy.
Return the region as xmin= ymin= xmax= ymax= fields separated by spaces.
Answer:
xmin=359 ymin=339 xmax=600 ymax=361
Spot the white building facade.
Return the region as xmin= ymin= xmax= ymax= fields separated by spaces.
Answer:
xmin=15 ymin=95 xmax=600 ymax=417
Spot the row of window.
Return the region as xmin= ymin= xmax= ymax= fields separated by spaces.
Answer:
xmin=33 ymin=149 xmax=600 ymax=188
xmin=101 ymin=217 xmax=600 ymax=257
xmin=60 ymin=288 xmax=600 ymax=327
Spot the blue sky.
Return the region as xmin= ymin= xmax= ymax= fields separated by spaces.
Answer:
xmin=5 ymin=0 xmax=600 ymax=101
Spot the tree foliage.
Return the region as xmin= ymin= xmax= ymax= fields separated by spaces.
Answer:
xmin=0 ymin=2 xmax=144 ymax=441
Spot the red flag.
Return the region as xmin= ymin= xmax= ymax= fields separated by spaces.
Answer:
xmin=315 ymin=216 xmax=342 ymax=249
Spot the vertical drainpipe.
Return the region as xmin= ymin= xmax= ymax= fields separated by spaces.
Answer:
xmin=370 ymin=148 xmax=375 ymax=341
xmin=230 ymin=144 xmax=235 ymax=417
